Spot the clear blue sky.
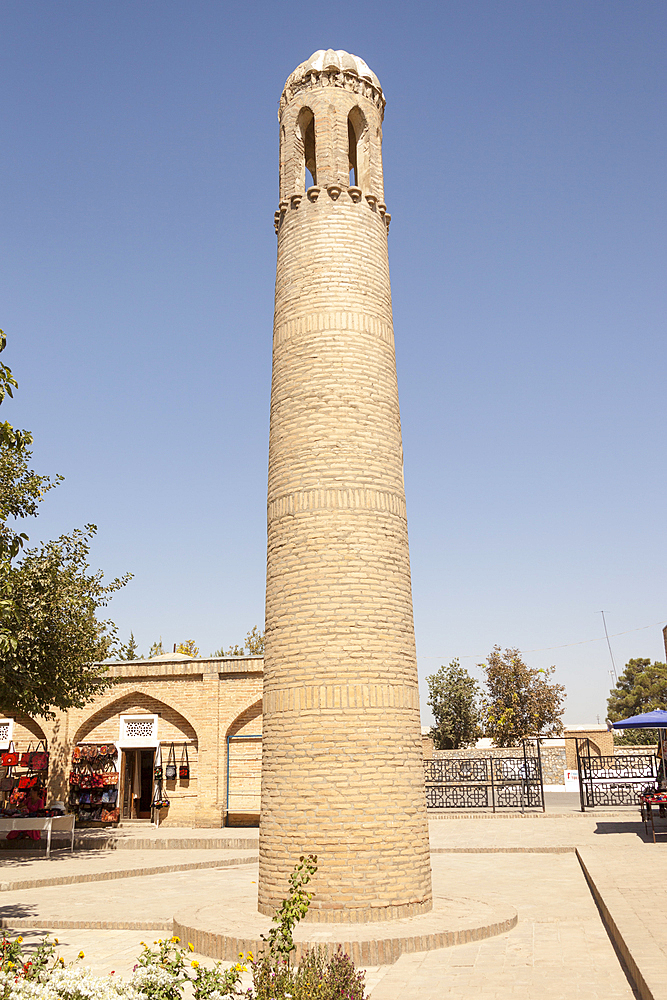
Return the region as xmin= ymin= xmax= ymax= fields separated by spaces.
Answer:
xmin=1 ymin=1 xmax=665 ymax=725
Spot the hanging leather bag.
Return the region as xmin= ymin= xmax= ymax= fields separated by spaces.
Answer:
xmin=20 ymin=743 xmax=34 ymax=768
xmin=1 ymin=742 xmax=18 ymax=767
xmin=179 ymin=744 xmax=190 ymax=780
xmin=0 ymin=774 xmax=14 ymax=791
xmin=165 ymin=743 xmax=177 ymax=780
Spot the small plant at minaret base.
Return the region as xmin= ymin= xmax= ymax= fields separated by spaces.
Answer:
xmin=261 ymin=854 xmax=318 ymax=961
xmin=252 ymin=854 xmax=367 ymax=999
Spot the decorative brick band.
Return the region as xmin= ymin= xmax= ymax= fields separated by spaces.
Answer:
xmin=267 ymin=488 xmax=406 ymax=522
xmin=259 ymin=897 xmax=432 ymax=923
xmin=279 ymin=70 xmax=385 ymax=120
xmin=262 ymin=682 xmax=420 ymax=714
xmin=274 ymin=190 xmax=390 ymax=233
xmin=273 ymin=311 xmax=394 ymax=348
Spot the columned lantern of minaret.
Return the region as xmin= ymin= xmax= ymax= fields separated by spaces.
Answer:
xmin=260 ymin=49 xmax=433 ymax=923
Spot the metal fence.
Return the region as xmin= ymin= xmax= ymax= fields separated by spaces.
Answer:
xmin=424 ymin=740 xmax=545 ymax=812
xmin=575 ymin=738 xmax=656 ymax=810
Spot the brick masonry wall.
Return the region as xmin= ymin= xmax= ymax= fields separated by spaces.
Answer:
xmin=0 ymin=657 xmax=262 ymax=828
xmin=260 ymin=55 xmax=432 ymax=924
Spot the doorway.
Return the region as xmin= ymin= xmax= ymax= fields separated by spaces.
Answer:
xmin=120 ymin=749 xmax=155 ymax=819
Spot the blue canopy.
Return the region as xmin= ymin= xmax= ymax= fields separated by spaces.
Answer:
xmin=611 ymin=710 xmax=667 ymax=729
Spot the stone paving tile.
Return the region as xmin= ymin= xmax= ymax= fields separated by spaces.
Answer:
xmin=368 ymin=854 xmax=638 ymax=999
xmin=427 ymin=814 xmax=654 ymax=852
xmin=0 ymin=848 xmax=258 ymax=891
xmin=0 ymin=864 xmax=260 ymax=929
xmin=577 ymin=845 xmax=667 ymax=1000
xmin=0 ymin=820 xmax=658 ymax=998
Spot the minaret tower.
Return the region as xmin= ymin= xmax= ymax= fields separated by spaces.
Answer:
xmin=260 ymin=49 xmax=432 ymax=922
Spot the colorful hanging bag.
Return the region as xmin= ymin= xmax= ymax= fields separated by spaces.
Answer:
xmin=1 ymin=742 xmax=18 ymax=768
xmin=179 ymin=744 xmax=190 ymax=780
xmin=20 ymin=743 xmax=34 ymax=768
xmin=31 ymin=740 xmax=49 ymax=772
xmin=165 ymin=743 xmax=177 ymax=780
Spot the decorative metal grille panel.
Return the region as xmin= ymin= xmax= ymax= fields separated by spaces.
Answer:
xmin=580 ymin=754 xmax=654 ymax=780
xmin=424 ymin=741 xmax=545 ymax=811
xmin=426 ymin=784 xmax=490 ymax=809
xmin=582 ymin=783 xmax=645 ymax=807
xmin=575 ymin=739 xmax=657 ymax=810
xmin=424 ymin=758 xmax=488 ymax=783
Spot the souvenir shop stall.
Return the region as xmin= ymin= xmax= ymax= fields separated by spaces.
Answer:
xmin=0 ymin=738 xmax=74 ymax=855
xmin=0 ymin=739 xmax=51 ymax=812
xmin=69 ymin=743 xmax=120 ymax=824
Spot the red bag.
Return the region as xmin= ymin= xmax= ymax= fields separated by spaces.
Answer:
xmin=179 ymin=744 xmax=190 ymax=780
xmin=68 ymin=772 xmax=80 ymax=787
xmin=18 ymin=775 xmax=37 ymax=790
xmin=31 ymin=741 xmax=49 ymax=772
xmin=1 ymin=745 xmax=18 ymax=767
xmin=19 ymin=743 xmax=33 ymax=768
xmin=105 ymin=772 xmax=119 ymax=785
xmin=100 ymin=807 xmax=119 ymax=823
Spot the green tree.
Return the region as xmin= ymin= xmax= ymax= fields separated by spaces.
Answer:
xmin=1 ymin=526 xmax=130 ymax=717
xmin=607 ymin=657 xmax=667 ymax=745
xmin=176 ymin=639 xmax=200 ymax=657
xmin=148 ymin=638 xmax=164 ymax=658
xmin=480 ymin=646 xmax=565 ymax=747
xmin=117 ymin=631 xmax=141 ymax=660
xmin=213 ymin=626 xmax=265 ymax=657
xmin=245 ymin=625 xmax=265 ymax=655
xmin=0 ymin=332 xmax=131 ymax=716
xmin=426 ymin=659 xmax=482 ymax=749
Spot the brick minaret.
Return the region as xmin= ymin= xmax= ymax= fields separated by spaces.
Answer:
xmin=259 ymin=49 xmax=432 ymax=922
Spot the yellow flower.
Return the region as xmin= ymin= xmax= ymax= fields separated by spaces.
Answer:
xmin=191 ymin=960 xmax=199 ymax=969
xmin=17 ymin=937 xmax=23 ymax=944
xmin=188 ymin=943 xmax=194 ymax=952
xmin=171 ymin=936 xmax=180 ymax=944
xmin=54 ymin=939 xmax=59 ymax=945
xmin=78 ymin=952 xmax=85 ymax=959
xmin=6 ymin=962 xmax=13 ymax=969
xmin=59 ymin=958 xmax=65 ymax=966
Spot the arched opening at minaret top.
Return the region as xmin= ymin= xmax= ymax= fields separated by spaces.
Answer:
xmin=296 ymin=107 xmax=316 ymax=190
xmin=348 ymin=106 xmax=370 ymax=191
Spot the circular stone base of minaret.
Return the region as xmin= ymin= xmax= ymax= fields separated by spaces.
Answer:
xmin=173 ymin=860 xmax=517 ymax=967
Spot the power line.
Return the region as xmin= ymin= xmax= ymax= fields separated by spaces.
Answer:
xmin=417 ymin=618 xmax=667 ymax=661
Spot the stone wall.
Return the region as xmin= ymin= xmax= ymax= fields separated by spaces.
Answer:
xmin=426 ymin=744 xmax=566 ymax=785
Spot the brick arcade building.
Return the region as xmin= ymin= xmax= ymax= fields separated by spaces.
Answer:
xmin=0 ymin=652 xmax=264 ymax=828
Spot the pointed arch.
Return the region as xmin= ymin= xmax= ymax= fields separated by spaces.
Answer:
xmin=226 ymin=698 xmax=262 ymax=739
xmin=348 ymin=106 xmax=370 ymax=191
xmin=295 ymin=107 xmax=316 ymax=190
xmin=72 ymin=691 xmax=198 ymax=747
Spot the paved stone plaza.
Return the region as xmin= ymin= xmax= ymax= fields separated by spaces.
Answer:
xmin=1 ymin=813 xmax=665 ymax=998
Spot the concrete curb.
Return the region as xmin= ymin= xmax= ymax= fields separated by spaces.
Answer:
xmin=173 ymin=908 xmax=519 ymax=967
xmin=431 ymin=846 xmax=574 ymax=854
xmin=576 ymin=848 xmax=652 ymax=1000
xmin=0 ymin=918 xmax=171 ymax=931
xmin=0 ymin=855 xmax=258 ymax=892
xmin=427 ymin=810 xmax=639 ymax=820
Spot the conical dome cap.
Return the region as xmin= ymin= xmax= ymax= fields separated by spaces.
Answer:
xmin=280 ymin=49 xmax=384 ymax=114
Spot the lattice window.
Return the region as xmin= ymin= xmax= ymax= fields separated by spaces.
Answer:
xmin=0 ymin=719 xmax=13 ymax=749
xmin=119 ymin=715 xmax=158 ymax=746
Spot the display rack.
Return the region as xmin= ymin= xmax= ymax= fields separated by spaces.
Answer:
xmin=68 ymin=743 xmax=120 ymax=824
